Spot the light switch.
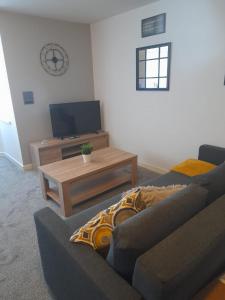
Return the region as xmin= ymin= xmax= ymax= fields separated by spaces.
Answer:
xmin=23 ymin=91 xmax=34 ymax=104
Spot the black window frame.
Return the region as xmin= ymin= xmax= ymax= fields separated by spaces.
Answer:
xmin=136 ymin=42 xmax=172 ymax=91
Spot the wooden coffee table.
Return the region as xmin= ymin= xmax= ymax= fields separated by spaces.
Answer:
xmin=39 ymin=147 xmax=137 ymax=217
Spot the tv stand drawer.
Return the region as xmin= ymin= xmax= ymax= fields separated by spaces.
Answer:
xmin=40 ymin=148 xmax=62 ymax=165
xmin=91 ymin=135 xmax=108 ymax=150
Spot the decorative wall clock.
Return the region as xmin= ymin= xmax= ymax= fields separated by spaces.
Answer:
xmin=40 ymin=43 xmax=69 ymax=76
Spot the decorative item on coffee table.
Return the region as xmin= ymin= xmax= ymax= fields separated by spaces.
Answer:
xmin=81 ymin=143 xmax=93 ymax=163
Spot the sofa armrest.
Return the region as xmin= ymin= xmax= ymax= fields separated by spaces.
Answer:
xmin=198 ymin=144 xmax=225 ymax=165
xmin=133 ymin=195 xmax=225 ymax=300
xmin=34 ymin=207 xmax=141 ymax=300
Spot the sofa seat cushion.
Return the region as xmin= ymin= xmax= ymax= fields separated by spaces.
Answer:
xmin=107 ymin=184 xmax=208 ymax=281
xmin=143 ymin=171 xmax=192 ymax=187
xmin=193 ymin=162 xmax=225 ymax=204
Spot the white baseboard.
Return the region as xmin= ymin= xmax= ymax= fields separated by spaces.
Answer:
xmin=139 ymin=161 xmax=168 ymax=175
xmin=0 ymin=152 xmax=32 ymax=171
xmin=23 ymin=164 xmax=33 ymax=171
xmin=1 ymin=152 xmax=24 ymax=168
xmin=1 ymin=151 xmax=166 ymax=174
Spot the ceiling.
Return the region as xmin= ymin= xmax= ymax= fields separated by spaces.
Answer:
xmin=0 ymin=0 xmax=158 ymax=24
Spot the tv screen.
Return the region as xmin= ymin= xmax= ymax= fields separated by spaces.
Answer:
xmin=49 ymin=101 xmax=101 ymax=138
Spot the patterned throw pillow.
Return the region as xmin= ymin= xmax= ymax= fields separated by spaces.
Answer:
xmin=123 ymin=185 xmax=186 ymax=207
xmin=70 ymin=190 xmax=145 ymax=253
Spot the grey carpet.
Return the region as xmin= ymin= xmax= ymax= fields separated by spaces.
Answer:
xmin=0 ymin=157 xmax=159 ymax=300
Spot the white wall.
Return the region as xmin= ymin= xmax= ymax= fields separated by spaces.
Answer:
xmin=91 ymin=0 xmax=225 ymax=171
xmin=0 ymin=11 xmax=94 ymax=165
xmin=0 ymin=127 xmax=3 ymax=152
xmin=0 ymin=121 xmax=23 ymax=165
xmin=0 ymin=34 xmax=23 ymax=165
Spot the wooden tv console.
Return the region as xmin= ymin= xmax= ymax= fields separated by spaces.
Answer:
xmin=30 ymin=131 xmax=109 ymax=169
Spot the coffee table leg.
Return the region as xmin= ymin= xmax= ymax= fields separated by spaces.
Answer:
xmin=39 ymin=172 xmax=49 ymax=200
xmin=131 ymin=156 xmax=137 ymax=187
xmin=58 ymin=182 xmax=72 ymax=217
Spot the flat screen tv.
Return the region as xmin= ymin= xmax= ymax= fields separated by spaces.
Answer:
xmin=49 ymin=101 xmax=101 ymax=138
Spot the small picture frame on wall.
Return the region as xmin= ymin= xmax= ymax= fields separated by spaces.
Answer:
xmin=142 ymin=13 xmax=166 ymax=38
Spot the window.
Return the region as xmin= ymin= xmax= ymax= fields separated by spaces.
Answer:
xmin=136 ymin=42 xmax=171 ymax=91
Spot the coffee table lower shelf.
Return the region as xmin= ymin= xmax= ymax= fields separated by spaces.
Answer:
xmin=47 ymin=171 xmax=130 ymax=204
xmin=41 ymin=169 xmax=134 ymax=217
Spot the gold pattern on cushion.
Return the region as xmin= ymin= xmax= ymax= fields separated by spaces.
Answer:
xmin=220 ymin=273 xmax=225 ymax=284
xmin=123 ymin=185 xmax=186 ymax=208
xmin=70 ymin=190 xmax=145 ymax=252
xmin=171 ymin=159 xmax=216 ymax=176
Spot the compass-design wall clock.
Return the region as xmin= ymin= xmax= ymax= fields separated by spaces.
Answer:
xmin=40 ymin=43 xmax=69 ymax=76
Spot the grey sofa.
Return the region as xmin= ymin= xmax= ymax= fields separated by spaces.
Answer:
xmin=34 ymin=144 xmax=225 ymax=300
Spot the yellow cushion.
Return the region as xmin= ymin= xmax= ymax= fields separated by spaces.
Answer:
xmin=171 ymin=159 xmax=216 ymax=177
xmin=196 ymin=280 xmax=225 ymax=300
xmin=70 ymin=190 xmax=145 ymax=253
xmin=139 ymin=185 xmax=186 ymax=207
xmin=123 ymin=185 xmax=186 ymax=208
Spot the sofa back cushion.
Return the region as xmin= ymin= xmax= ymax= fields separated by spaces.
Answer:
xmin=193 ymin=162 xmax=225 ymax=204
xmin=198 ymin=144 xmax=225 ymax=165
xmin=107 ymin=184 xmax=208 ymax=281
xmin=133 ymin=194 xmax=225 ymax=300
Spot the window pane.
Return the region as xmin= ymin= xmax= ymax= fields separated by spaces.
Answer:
xmin=160 ymin=46 xmax=168 ymax=57
xmin=146 ymin=47 xmax=159 ymax=59
xmin=159 ymin=78 xmax=168 ymax=89
xmin=146 ymin=60 xmax=158 ymax=77
xmin=139 ymin=61 xmax=146 ymax=78
xmin=138 ymin=79 xmax=145 ymax=89
xmin=146 ymin=78 xmax=159 ymax=89
xmin=159 ymin=58 xmax=168 ymax=77
xmin=139 ymin=50 xmax=146 ymax=60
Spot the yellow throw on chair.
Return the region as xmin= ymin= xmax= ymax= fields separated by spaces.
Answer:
xmin=171 ymin=159 xmax=216 ymax=177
